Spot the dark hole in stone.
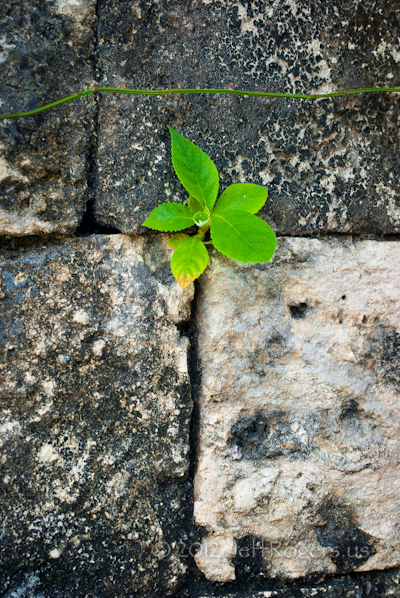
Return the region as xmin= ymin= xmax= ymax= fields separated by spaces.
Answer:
xmin=233 ymin=536 xmax=265 ymax=582
xmin=228 ymin=413 xmax=270 ymax=460
xmin=75 ymin=199 xmax=122 ymax=236
xmin=340 ymin=399 xmax=360 ymax=420
xmin=228 ymin=411 xmax=304 ymax=460
xmin=342 ymin=295 xmax=346 ymax=300
xmin=380 ymin=329 xmax=400 ymax=389
xmin=362 ymin=315 xmax=368 ymax=324
xmin=289 ymin=303 xmax=308 ymax=319
xmin=176 ymin=319 xmax=191 ymax=338
xmin=316 ymin=500 xmax=376 ymax=573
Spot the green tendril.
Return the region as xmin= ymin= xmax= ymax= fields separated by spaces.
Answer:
xmin=1 ymin=86 xmax=400 ymax=121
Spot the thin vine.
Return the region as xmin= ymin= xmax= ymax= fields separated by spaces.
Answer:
xmin=1 ymin=86 xmax=400 ymax=121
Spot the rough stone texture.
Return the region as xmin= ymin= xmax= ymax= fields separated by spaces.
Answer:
xmin=177 ymin=565 xmax=400 ymax=597
xmin=195 ymin=588 xmax=359 ymax=598
xmin=0 ymin=235 xmax=193 ymax=597
xmin=95 ymin=0 xmax=400 ymax=236
xmin=0 ymin=0 xmax=96 ymax=236
xmin=194 ymin=238 xmax=400 ymax=582
xmin=194 ymin=576 xmax=388 ymax=598
xmin=177 ymin=567 xmax=400 ymax=597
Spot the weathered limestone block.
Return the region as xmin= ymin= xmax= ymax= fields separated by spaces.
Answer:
xmin=194 ymin=238 xmax=400 ymax=582
xmin=0 ymin=0 xmax=96 ymax=236
xmin=0 ymin=235 xmax=193 ymax=596
xmin=95 ymin=0 xmax=400 ymax=235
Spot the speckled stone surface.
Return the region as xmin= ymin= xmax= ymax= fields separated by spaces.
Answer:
xmin=0 ymin=235 xmax=193 ymax=596
xmin=177 ymin=562 xmax=400 ymax=597
xmin=196 ymin=581 xmax=361 ymax=598
xmin=0 ymin=0 xmax=96 ymax=236
xmin=193 ymin=571 xmax=398 ymax=598
xmin=94 ymin=0 xmax=400 ymax=235
xmin=194 ymin=237 xmax=400 ymax=582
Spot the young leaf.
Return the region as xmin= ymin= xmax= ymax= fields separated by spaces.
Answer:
xmin=171 ymin=235 xmax=209 ymax=289
xmin=213 ymin=183 xmax=268 ymax=215
xmin=188 ymin=195 xmax=204 ymax=212
xmin=143 ymin=203 xmax=195 ymax=232
xmin=168 ymin=126 xmax=219 ymax=210
xmin=193 ymin=211 xmax=210 ymax=227
xmin=211 ymin=209 xmax=276 ymax=263
xmin=168 ymin=233 xmax=190 ymax=248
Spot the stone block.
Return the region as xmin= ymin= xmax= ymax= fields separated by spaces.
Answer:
xmin=95 ymin=0 xmax=400 ymax=236
xmin=0 ymin=235 xmax=193 ymax=596
xmin=194 ymin=238 xmax=400 ymax=582
xmin=196 ymin=580 xmax=361 ymax=598
xmin=0 ymin=0 xmax=96 ymax=236
xmin=180 ymin=566 xmax=400 ymax=597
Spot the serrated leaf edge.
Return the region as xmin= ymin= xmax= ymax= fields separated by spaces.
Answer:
xmin=171 ymin=236 xmax=209 ymax=289
xmin=168 ymin=126 xmax=219 ymax=210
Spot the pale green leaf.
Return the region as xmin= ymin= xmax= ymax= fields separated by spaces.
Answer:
xmin=168 ymin=233 xmax=190 ymax=248
xmin=211 ymin=209 xmax=276 ymax=263
xmin=188 ymin=195 xmax=205 ymax=212
xmin=213 ymin=183 xmax=268 ymax=215
xmin=143 ymin=203 xmax=194 ymax=232
xmin=171 ymin=235 xmax=209 ymax=289
xmin=168 ymin=126 xmax=219 ymax=210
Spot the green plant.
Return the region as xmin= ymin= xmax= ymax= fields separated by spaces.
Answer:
xmin=143 ymin=127 xmax=277 ymax=289
xmin=4 ymin=84 xmax=399 ymax=289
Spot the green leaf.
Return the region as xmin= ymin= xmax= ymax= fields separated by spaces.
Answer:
xmin=168 ymin=126 xmax=219 ymax=210
xmin=213 ymin=183 xmax=268 ymax=215
xmin=143 ymin=203 xmax=195 ymax=232
xmin=211 ymin=209 xmax=276 ymax=263
xmin=193 ymin=211 xmax=210 ymax=227
xmin=188 ymin=195 xmax=204 ymax=212
xmin=168 ymin=233 xmax=190 ymax=248
xmin=171 ymin=235 xmax=209 ymax=289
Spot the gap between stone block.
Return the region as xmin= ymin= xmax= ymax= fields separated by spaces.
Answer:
xmin=75 ymin=0 xmax=121 ymax=237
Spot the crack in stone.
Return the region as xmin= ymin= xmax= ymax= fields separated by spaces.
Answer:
xmin=75 ymin=0 xmax=121 ymax=237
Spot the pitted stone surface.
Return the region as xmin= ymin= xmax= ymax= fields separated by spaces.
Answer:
xmin=95 ymin=0 xmax=400 ymax=235
xmin=0 ymin=0 xmax=96 ymax=236
xmin=193 ymin=238 xmax=400 ymax=582
xmin=194 ymin=571 xmax=398 ymax=598
xmin=0 ymin=235 xmax=193 ymax=596
xmin=196 ymin=582 xmax=360 ymax=598
xmin=178 ymin=565 xmax=400 ymax=597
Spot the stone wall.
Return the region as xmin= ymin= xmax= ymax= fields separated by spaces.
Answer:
xmin=1 ymin=1 xmax=400 ymax=597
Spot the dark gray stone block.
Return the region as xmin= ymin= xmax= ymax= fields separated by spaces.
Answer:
xmin=0 ymin=0 xmax=96 ymax=236
xmin=196 ymin=580 xmax=361 ymax=598
xmin=180 ymin=568 xmax=400 ymax=597
xmin=94 ymin=0 xmax=400 ymax=236
xmin=0 ymin=235 xmax=193 ymax=597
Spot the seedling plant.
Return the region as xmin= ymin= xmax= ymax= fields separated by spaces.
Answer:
xmin=143 ymin=127 xmax=277 ymax=288
xmin=3 ymin=85 xmax=400 ymax=288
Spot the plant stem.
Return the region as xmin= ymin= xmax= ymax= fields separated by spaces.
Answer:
xmin=197 ymin=222 xmax=211 ymax=241
xmin=0 ymin=89 xmax=95 ymax=120
xmin=1 ymin=86 xmax=400 ymax=121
